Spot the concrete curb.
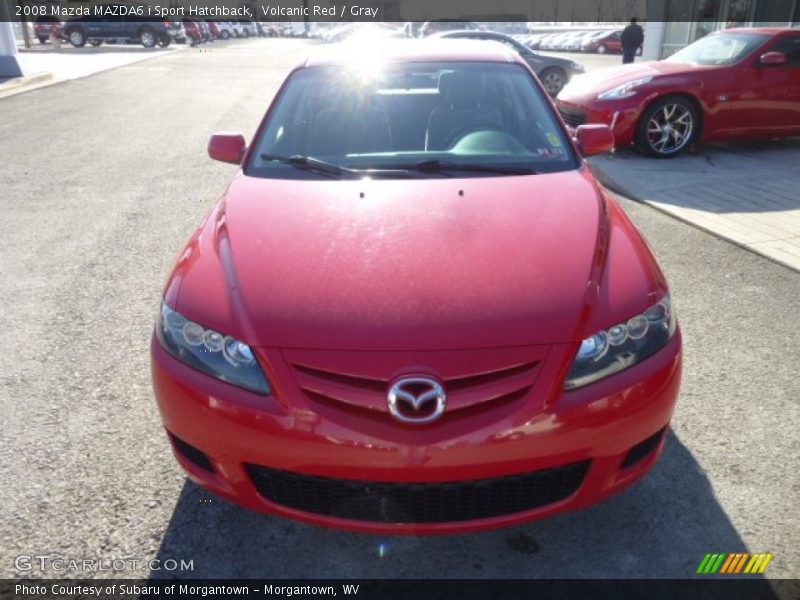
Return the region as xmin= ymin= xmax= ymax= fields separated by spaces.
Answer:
xmin=588 ymin=158 xmax=800 ymax=275
xmin=0 ymin=71 xmax=55 ymax=98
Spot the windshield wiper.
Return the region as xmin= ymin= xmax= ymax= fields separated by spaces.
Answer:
xmin=389 ymin=159 xmax=538 ymax=176
xmin=260 ymin=154 xmax=362 ymax=178
xmin=260 ymin=154 xmax=412 ymax=179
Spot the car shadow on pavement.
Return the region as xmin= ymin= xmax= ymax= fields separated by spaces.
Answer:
xmin=150 ymin=431 xmax=771 ymax=580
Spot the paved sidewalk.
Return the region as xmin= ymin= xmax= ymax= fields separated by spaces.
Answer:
xmin=1 ymin=44 xmax=184 ymax=98
xmin=589 ymin=139 xmax=800 ymax=272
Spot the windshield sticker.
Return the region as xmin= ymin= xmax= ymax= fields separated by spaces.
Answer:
xmin=537 ymin=147 xmax=565 ymax=158
xmin=546 ymin=132 xmax=563 ymax=147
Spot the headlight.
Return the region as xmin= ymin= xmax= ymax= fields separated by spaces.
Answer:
xmin=155 ymin=302 xmax=271 ymax=395
xmin=571 ymin=61 xmax=585 ymax=72
xmin=564 ymin=295 xmax=676 ymax=390
xmin=597 ymin=76 xmax=653 ymax=100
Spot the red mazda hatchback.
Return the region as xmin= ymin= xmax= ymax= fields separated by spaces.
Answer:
xmin=151 ymin=41 xmax=682 ymax=533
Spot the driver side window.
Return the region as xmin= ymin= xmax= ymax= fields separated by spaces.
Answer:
xmin=769 ymin=36 xmax=800 ymax=66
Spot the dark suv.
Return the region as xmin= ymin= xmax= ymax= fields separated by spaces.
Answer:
xmin=63 ymin=5 xmax=183 ymax=48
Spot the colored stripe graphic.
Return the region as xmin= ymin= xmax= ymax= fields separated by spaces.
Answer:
xmin=697 ymin=554 xmax=713 ymax=574
xmin=697 ymin=553 xmax=726 ymax=574
xmin=698 ymin=552 xmax=772 ymax=574
xmin=744 ymin=553 xmax=773 ymax=574
xmin=720 ymin=554 xmax=736 ymax=574
xmin=720 ymin=553 xmax=749 ymax=573
xmin=733 ymin=553 xmax=750 ymax=573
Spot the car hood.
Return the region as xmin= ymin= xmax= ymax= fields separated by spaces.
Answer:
xmin=559 ymin=60 xmax=705 ymax=98
xmin=174 ymin=168 xmax=607 ymax=350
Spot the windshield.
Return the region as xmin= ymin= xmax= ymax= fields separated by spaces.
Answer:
xmin=246 ymin=61 xmax=578 ymax=179
xmin=666 ymin=32 xmax=769 ymax=66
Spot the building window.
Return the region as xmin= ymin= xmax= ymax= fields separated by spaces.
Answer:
xmin=754 ymin=0 xmax=797 ymax=24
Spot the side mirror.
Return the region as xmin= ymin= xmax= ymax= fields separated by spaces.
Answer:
xmin=208 ymin=132 xmax=246 ymax=164
xmin=574 ymin=124 xmax=614 ymax=157
xmin=759 ymin=51 xmax=788 ymax=66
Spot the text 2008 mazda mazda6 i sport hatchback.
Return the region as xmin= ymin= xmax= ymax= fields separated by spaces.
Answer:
xmin=151 ymin=41 xmax=682 ymax=534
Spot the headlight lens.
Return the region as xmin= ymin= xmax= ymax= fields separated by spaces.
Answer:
xmin=597 ymin=76 xmax=653 ymax=100
xmin=564 ymin=295 xmax=676 ymax=390
xmin=156 ymin=302 xmax=271 ymax=395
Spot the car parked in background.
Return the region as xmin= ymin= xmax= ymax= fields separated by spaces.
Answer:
xmin=582 ymin=30 xmax=622 ymax=54
xmin=524 ymin=32 xmax=548 ymax=49
xmin=541 ymin=32 xmax=568 ymax=50
xmin=560 ymin=31 xmax=589 ymax=51
xmin=418 ymin=20 xmax=482 ymax=37
xmin=152 ymin=40 xmax=681 ymax=534
xmin=182 ymin=19 xmax=204 ymax=45
xmin=337 ymin=24 xmax=407 ymax=45
xmin=206 ymin=22 xmax=221 ymax=39
xmin=63 ymin=9 xmax=179 ymax=48
xmin=235 ymin=20 xmax=257 ymax=37
xmin=433 ymin=30 xmax=585 ymax=96
xmin=257 ymin=23 xmax=279 ymax=37
xmin=34 ymin=16 xmax=63 ymax=44
xmin=320 ymin=23 xmax=360 ymax=43
xmin=557 ymin=28 xmax=800 ymax=157
xmin=213 ymin=21 xmax=236 ymax=39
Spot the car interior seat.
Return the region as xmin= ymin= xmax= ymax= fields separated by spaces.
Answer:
xmin=424 ymin=71 xmax=503 ymax=151
xmin=311 ymin=89 xmax=392 ymax=157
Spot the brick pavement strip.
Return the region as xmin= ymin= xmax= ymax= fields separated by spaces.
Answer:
xmin=588 ymin=139 xmax=800 ymax=272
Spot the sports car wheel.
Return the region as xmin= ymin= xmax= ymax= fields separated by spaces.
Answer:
xmin=636 ymin=96 xmax=699 ymax=158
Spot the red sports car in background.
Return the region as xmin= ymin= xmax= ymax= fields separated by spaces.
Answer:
xmin=581 ymin=30 xmax=623 ymax=54
xmin=558 ymin=28 xmax=800 ymax=157
xmin=151 ymin=41 xmax=682 ymax=533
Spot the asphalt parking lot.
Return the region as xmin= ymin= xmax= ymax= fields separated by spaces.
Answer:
xmin=0 ymin=38 xmax=798 ymax=580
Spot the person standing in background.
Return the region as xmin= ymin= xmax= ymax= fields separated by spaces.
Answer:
xmin=621 ymin=18 xmax=644 ymax=64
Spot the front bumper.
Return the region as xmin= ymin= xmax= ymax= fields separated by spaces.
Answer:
xmin=557 ymin=94 xmax=647 ymax=148
xmin=151 ymin=332 xmax=682 ymax=534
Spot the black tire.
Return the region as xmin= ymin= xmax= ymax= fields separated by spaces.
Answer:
xmin=157 ymin=36 xmax=170 ymax=47
xmin=89 ymin=39 xmax=102 ymax=46
xmin=597 ymin=44 xmax=607 ymax=54
xmin=539 ymin=67 xmax=567 ymax=97
xmin=139 ymin=27 xmax=156 ymax=48
xmin=38 ymin=36 xmax=48 ymax=44
xmin=635 ymin=95 xmax=700 ymax=158
xmin=220 ymin=30 xmax=230 ymax=39
xmin=67 ymin=27 xmax=86 ymax=47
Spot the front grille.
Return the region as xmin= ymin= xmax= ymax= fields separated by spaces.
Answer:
xmin=246 ymin=461 xmax=590 ymax=523
xmin=558 ymin=106 xmax=588 ymax=128
xmin=287 ymin=355 xmax=542 ymax=421
xmin=621 ymin=428 xmax=666 ymax=469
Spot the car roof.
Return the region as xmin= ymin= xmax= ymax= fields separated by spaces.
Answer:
xmin=302 ymin=39 xmax=523 ymax=68
xmin=721 ymin=27 xmax=796 ymax=35
xmin=436 ymin=29 xmax=509 ymax=38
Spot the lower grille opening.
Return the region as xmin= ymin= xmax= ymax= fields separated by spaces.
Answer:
xmin=246 ymin=461 xmax=590 ymax=524
xmin=621 ymin=428 xmax=666 ymax=469
xmin=558 ymin=107 xmax=588 ymax=128
xmin=169 ymin=432 xmax=215 ymax=473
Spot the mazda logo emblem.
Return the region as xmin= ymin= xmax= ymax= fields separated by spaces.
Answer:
xmin=387 ymin=376 xmax=446 ymax=424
